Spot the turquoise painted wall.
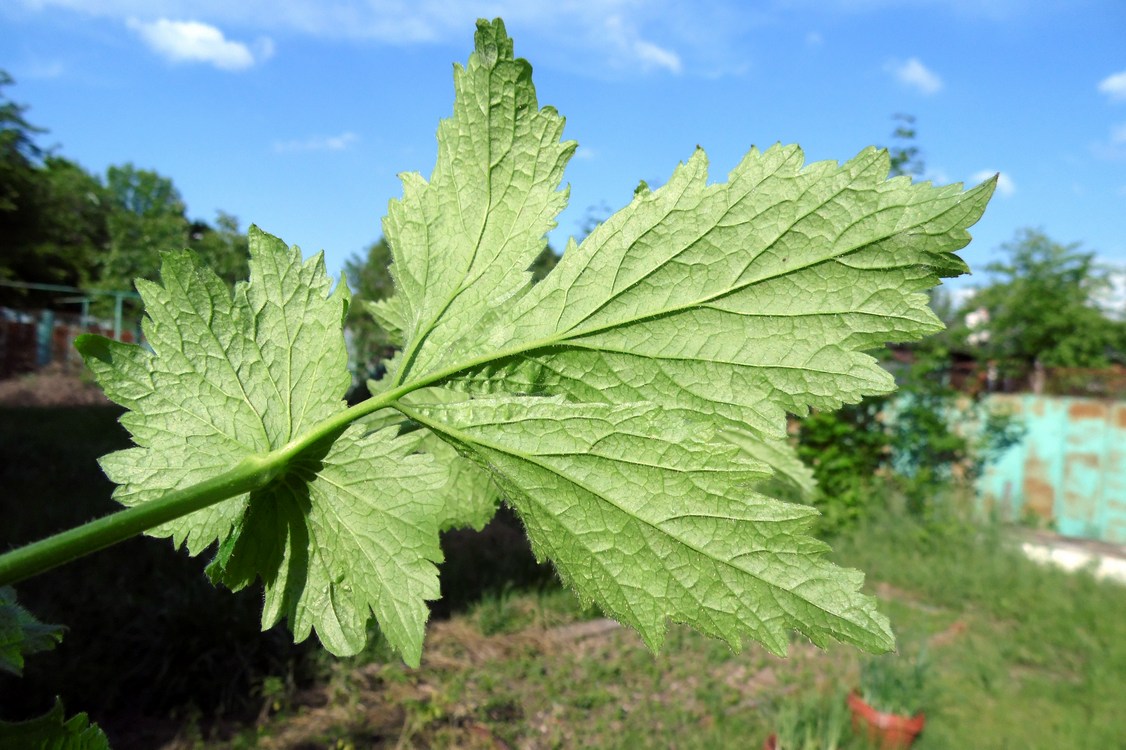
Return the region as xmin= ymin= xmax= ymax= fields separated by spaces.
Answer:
xmin=977 ymin=395 xmax=1126 ymax=544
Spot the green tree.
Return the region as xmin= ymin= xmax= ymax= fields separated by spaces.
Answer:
xmin=343 ymin=237 xmax=397 ymax=379
xmin=887 ymin=113 xmax=924 ymax=179
xmin=38 ymin=157 xmax=110 ymax=288
xmin=101 ymin=164 xmax=189 ymax=291
xmin=0 ymin=70 xmax=50 ymax=302
xmin=1 ymin=72 xmax=253 ymax=319
xmin=527 ymin=243 xmax=559 ymax=282
xmin=0 ymin=70 xmax=43 ymax=215
xmin=966 ymin=228 xmax=1126 ymax=372
xmin=1 ymin=74 xmax=111 ymax=305
xmin=1 ymin=157 xmax=109 ymax=298
xmin=188 ymin=211 xmax=249 ymax=287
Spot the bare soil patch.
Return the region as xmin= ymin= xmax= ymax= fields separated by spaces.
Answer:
xmin=0 ymin=365 xmax=109 ymax=407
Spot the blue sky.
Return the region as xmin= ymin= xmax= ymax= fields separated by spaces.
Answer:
xmin=3 ymin=0 xmax=1125 ymax=296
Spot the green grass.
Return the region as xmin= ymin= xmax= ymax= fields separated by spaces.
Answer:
xmin=831 ymin=511 xmax=1126 ymax=749
xmin=216 ymin=504 xmax=1126 ymax=749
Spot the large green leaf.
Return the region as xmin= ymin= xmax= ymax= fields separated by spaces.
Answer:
xmin=370 ymin=20 xmax=991 ymax=656
xmin=75 ymin=18 xmax=993 ymax=664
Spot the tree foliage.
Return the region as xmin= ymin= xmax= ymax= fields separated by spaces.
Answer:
xmin=966 ymin=228 xmax=1126 ymax=370
xmin=0 ymin=71 xmax=44 ymax=214
xmin=188 ymin=210 xmax=250 ymax=287
xmin=887 ymin=113 xmax=925 ymax=179
xmin=0 ymin=70 xmax=250 ymax=311
xmin=101 ymin=164 xmax=190 ymax=291
xmin=343 ymin=237 xmax=397 ymax=380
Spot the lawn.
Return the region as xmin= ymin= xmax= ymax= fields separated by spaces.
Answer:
xmin=193 ymin=510 xmax=1125 ymax=749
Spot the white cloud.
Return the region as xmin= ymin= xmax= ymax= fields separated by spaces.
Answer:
xmin=971 ymin=169 xmax=1015 ymax=197
xmin=127 ymin=18 xmax=270 ymax=70
xmin=886 ymin=57 xmax=943 ymax=95
xmin=632 ymin=39 xmax=682 ymax=73
xmin=20 ymin=1 xmax=712 ymax=77
xmin=1094 ymin=270 xmax=1126 ymax=320
xmin=602 ymin=15 xmax=681 ymax=74
xmin=1098 ymin=70 xmax=1126 ymax=102
xmin=273 ymin=132 xmax=359 ymax=153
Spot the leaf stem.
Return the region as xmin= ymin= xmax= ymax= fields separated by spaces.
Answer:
xmin=0 ymin=376 xmax=423 ymax=587
xmin=0 ymin=335 xmax=558 ymax=587
xmin=0 ymin=455 xmax=275 ymax=586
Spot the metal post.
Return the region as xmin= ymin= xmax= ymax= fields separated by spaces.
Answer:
xmin=36 ymin=309 xmax=55 ymax=367
xmin=113 ymin=293 xmax=123 ymax=341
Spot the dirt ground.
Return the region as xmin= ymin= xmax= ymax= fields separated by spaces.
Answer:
xmin=0 ymin=365 xmax=109 ymax=407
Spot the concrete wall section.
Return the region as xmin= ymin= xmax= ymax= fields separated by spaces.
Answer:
xmin=979 ymin=395 xmax=1126 ymax=544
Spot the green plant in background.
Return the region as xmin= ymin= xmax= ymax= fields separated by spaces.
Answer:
xmin=792 ymin=113 xmax=1022 ymax=533
xmin=886 ymin=346 xmax=1024 ymax=518
xmin=798 ymin=337 xmax=1024 ymax=533
xmin=795 ymin=399 xmax=891 ymax=536
xmin=0 ymin=698 xmax=108 ymax=749
xmin=858 ymin=647 xmax=931 ymax=718
xmin=771 ymin=689 xmax=851 ymax=750
xmin=0 ymin=586 xmax=62 ymax=678
xmin=963 ymin=227 xmax=1126 ymax=377
xmin=0 ymin=18 xmax=996 ymax=742
xmin=471 ymin=585 xmax=534 ymax=637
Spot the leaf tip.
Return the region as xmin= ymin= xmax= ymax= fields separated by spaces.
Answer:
xmin=975 ymin=172 xmax=1000 ymax=201
xmin=474 ymin=18 xmax=512 ymax=67
xmin=73 ymin=333 xmax=114 ymax=365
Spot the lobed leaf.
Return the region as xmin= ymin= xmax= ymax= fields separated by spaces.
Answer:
xmin=0 ymin=698 xmax=108 ymax=750
xmin=78 ymin=229 xmax=353 ymax=553
xmin=74 ymin=17 xmax=994 ymax=665
xmin=78 ymin=230 xmax=448 ymax=664
xmin=373 ymin=19 xmax=992 ymax=655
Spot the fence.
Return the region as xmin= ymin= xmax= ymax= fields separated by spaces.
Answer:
xmin=0 ymin=308 xmax=135 ymax=379
xmin=932 ymin=358 xmax=1126 ymax=400
xmin=978 ymin=394 xmax=1126 ymax=544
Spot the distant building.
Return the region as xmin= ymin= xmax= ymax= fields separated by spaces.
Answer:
xmin=965 ymin=306 xmax=990 ymax=346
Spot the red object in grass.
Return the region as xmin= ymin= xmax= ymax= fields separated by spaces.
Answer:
xmin=847 ymin=691 xmax=926 ymax=749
